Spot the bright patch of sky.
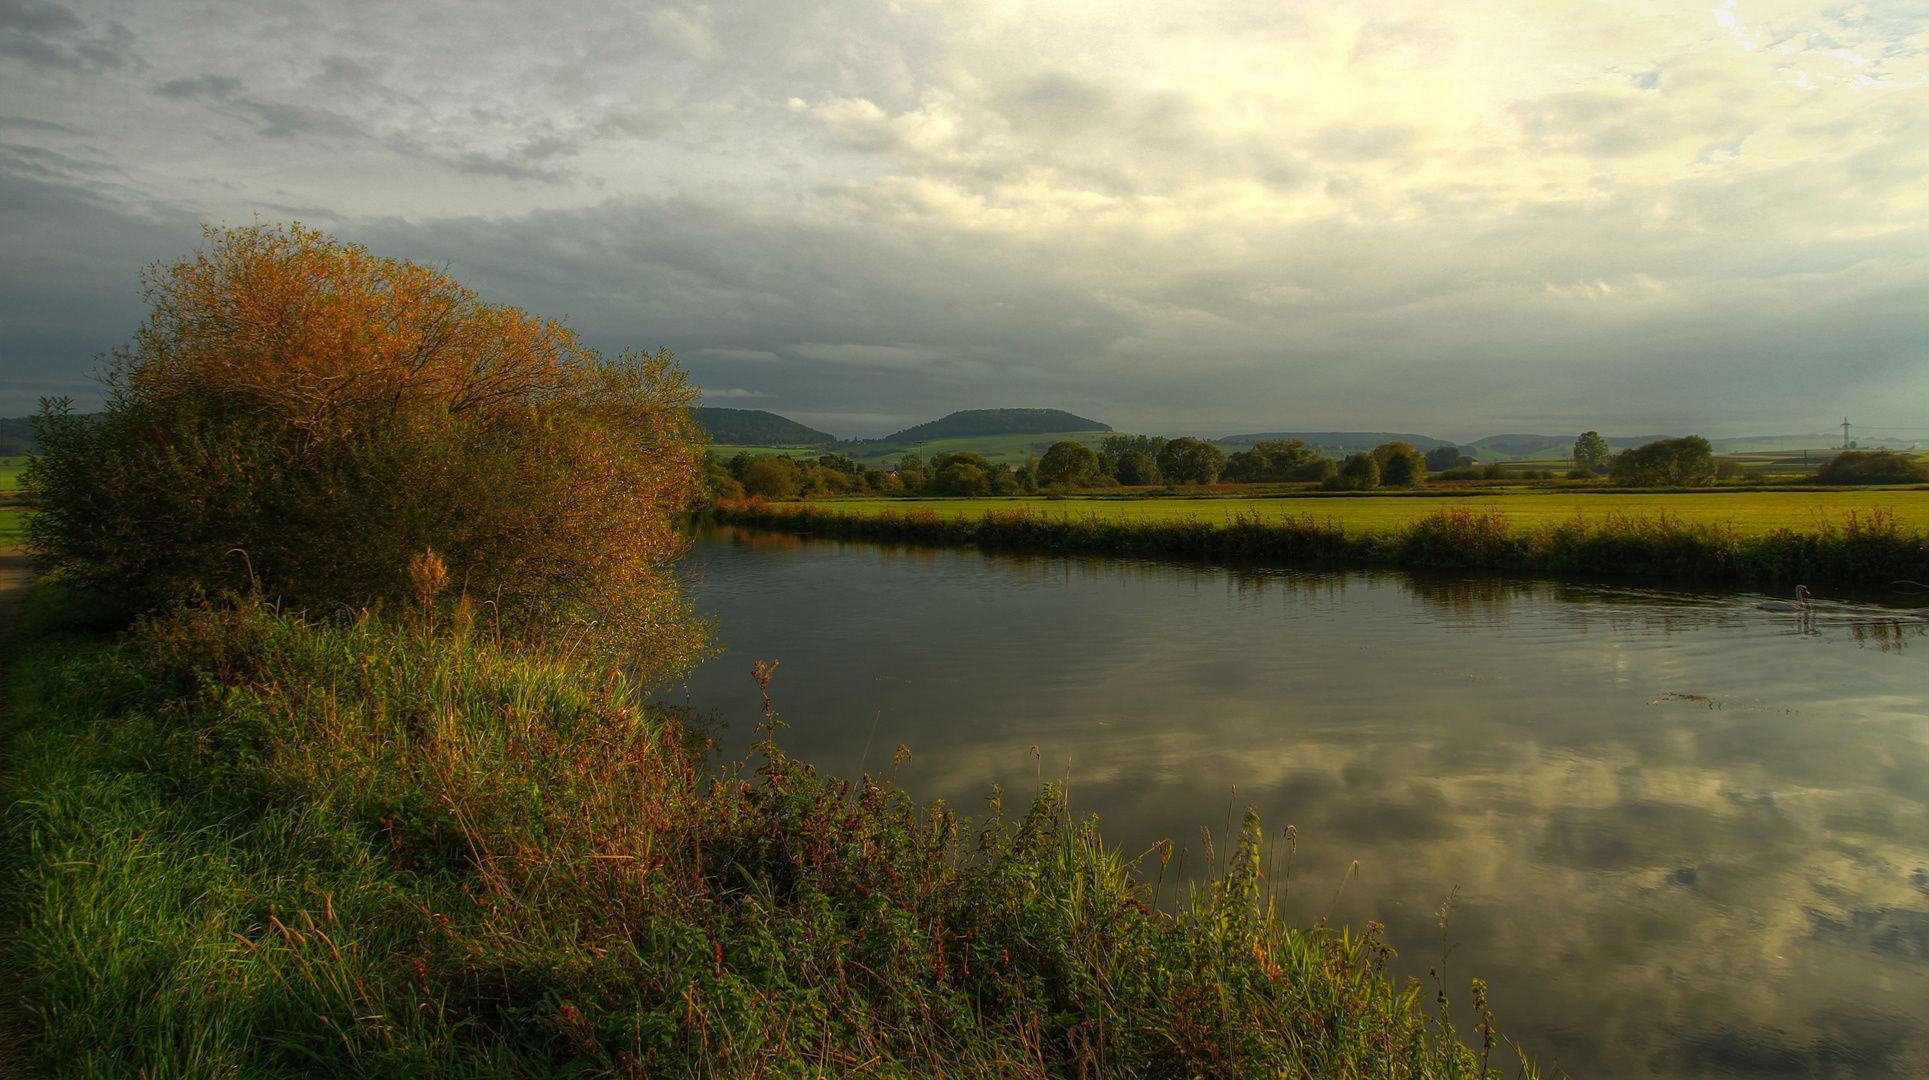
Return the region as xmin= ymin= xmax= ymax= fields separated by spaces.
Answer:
xmin=1 ymin=0 xmax=1923 ymax=439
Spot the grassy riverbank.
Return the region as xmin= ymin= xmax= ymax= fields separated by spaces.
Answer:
xmin=807 ymin=488 xmax=1929 ymax=534
xmin=712 ymin=499 xmax=1929 ymax=589
xmin=1 ymin=590 xmax=1523 ymax=1078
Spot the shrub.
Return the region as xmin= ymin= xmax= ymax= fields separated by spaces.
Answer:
xmin=25 ymin=223 xmax=706 ymax=674
xmin=1432 ymin=467 xmax=1482 ymax=482
xmin=1814 ymin=450 xmax=1929 ymax=485
xmin=1566 ymin=468 xmax=1594 ymax=480
xmin=1714 ymin=459 xmax=1749 ymax=481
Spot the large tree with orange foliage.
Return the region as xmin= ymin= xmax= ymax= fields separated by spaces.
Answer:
xmin=28 ymin=223 xmax=709 ymax=675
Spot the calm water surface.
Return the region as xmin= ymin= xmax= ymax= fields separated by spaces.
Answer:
xmin=670 ymin=525 xmax=1929 ymax=1079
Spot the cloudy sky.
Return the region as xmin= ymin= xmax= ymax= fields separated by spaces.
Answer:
xmin=2 ymin=0 xmax=1923 ymax=440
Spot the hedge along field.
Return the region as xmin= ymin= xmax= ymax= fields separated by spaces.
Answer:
xmin=711 ymin=497 xmax=1929 ymax=590
xmin=803 ymin=489 xmax=1929 ymax=535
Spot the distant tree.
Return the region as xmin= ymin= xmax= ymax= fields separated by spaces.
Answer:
xmin=898 ymin=452 xmax=924 ymax=472
xmin=1609 ymin=437 xmax=1716 ymax=486
xmin=1572 ymin=431 xmax=1611 ymax=471
xmin=1371 ymin=442 xmax=1427 ymax=487
xmin=1157 ymin=438 xmax=1226 ymax=485
xmin=1100 ymin=433 xmax=1168 ymax=461
xmin=1037 ymin=441 xmax=1101 ymax=487
xmin=1424 ymin=445 xmax=1472 ymax=472
xmin=703 ymin=450 xmax=745 ymax=500
xmin=1814 ymin=450 xmax=1929 ymax=485
xmin=743 ymin=457 xmax=802 ymax=498
xmin=1324 ymin=452 xmax=1380 ymax=490
xmin=1224 ymin=438 xmax=1329 ymax=483
xmin=931 ymin=462 xmax=990 ymax=496
xmin=1114 ymin=449 xmax=1161 ymax=486
xmin=862 ymin=469 xmax=902 ymax=491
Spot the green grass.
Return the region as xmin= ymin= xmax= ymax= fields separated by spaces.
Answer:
xmin=1 ymin=592 xmax=1529 ymax=1078
xmin=715 ymin=497 xmax=1929 ymax=588
xmin=0 ymin=456 xmax=28 ymax=492
xmin=806 ymin=488 xmax=1929 ymax=536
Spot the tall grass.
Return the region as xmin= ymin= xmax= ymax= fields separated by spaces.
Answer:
xmin=1 ymin=593 xmax=1529 ymax=1078
xmin=712 ymin=501 xmax=1929 ymax=588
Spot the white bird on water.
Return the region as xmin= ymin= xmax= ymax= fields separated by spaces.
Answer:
xmin=1755 ymin=585 xmax=1810 ymax=613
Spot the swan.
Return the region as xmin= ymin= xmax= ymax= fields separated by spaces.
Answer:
xmin=1755 ymin=585 xmax=1810 ymax=613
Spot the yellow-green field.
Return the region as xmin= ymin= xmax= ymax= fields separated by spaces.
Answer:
xmin=809 ymin=489 xmax=1929 ymax=535
xmin=0 ymin=456 xmax=29 ymax=543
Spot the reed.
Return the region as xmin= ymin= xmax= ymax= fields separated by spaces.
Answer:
xmin=1 ymin=592 xmax=1534 ymax=1078
xmin=713 ymin=500 xmax=1929 ymax=587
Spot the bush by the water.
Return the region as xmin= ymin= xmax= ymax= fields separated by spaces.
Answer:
xmin=1 ymin=597 xmax=1525 ymax=1078
xmin=1814 ymin=449 xmax=1929 ymax=485
xmin=24 ymin=224 xmax=706 ymax=674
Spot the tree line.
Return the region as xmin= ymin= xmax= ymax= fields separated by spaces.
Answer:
xmin=705 ymin=429 xmax=1927 ymax=500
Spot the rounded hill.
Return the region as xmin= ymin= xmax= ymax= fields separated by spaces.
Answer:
xmin=884 ymin=409 xmax=1111 ymax=442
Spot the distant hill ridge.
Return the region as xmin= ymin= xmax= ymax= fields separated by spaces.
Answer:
xmin=693 ymin=408 xmax=837 ymax=447
xmin=882 ymin=409 xmax=1111 ymax=443
xmin=1216 ymin=431 xmax=1455 ymax=451
xmin=0 ymin=416 xmax=37 ymax=456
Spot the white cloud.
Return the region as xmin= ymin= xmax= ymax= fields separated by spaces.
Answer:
xmin=0 ymin=0 xmax=1922 ymax=435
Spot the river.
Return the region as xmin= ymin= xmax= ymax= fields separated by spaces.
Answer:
xmin=669 ymin=524 xmax=1929 ymax=1079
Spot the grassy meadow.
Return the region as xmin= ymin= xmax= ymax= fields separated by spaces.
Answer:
xmin=715 ymin=491 xmax=1929 ymax=589
xmin=0 ymin=455 xmax=28 ymax=543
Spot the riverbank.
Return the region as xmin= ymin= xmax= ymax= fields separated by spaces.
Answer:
xmin=0 ymin=590 xmax=1523 ymax=1077
xmin=711 ymin=499 xmax=1929 ymax=589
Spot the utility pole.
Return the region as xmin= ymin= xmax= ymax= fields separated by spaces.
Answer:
xmin=1841 ymin=417 xmax=1851 ymax=450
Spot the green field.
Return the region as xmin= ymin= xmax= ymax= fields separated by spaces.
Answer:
xmin=0 ymin=456 xmax=26 ymax=543
xmin=807 ymin=488 xmax=1929 ymax=535
xmin=715 ymin=430 xmax=1112 ymax=468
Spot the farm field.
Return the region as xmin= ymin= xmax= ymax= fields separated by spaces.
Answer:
xmin=808 ymin=488 xmax=1929 ymax=535
xmin=0 ymin=456 xmax=25 ymax=541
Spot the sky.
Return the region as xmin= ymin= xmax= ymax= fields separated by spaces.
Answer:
xmin=1 ymin=0 xmax=1924 ymax=441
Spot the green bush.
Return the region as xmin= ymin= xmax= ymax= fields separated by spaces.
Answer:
xmin=1814 ymin=449 xmax=1929 ymax=485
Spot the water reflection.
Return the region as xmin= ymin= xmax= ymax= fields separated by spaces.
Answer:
xmin=671 ymin=526 xmax=1929 ymax=1079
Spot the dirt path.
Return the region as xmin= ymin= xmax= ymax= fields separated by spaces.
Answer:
xmin=0 ymin=544 xmax=30 ymax=1077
